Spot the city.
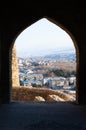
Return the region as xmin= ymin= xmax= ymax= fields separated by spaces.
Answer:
xmin=14 ymin=18 xmax=76 ymax=102
xmin=17 ymin=48 xmax=76 ymax=101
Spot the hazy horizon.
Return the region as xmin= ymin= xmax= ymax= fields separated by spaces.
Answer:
xmin=15 ymin=18 xmax=75 ymax=57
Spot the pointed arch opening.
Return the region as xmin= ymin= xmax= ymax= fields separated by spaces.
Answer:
xmin=11 ymin=17 xmax=79 ymax=103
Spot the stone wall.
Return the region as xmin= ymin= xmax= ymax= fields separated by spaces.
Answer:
xmin=1 ymin=7 xmax=86 ymax=104
xmin=12 ymin=44 xmax=19 ymax=87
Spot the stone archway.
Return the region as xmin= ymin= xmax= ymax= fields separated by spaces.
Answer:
xmin=11 ymin=17 xmax=78 ymax=103
xmin=1 ymin=7 xmax=85 ymax=104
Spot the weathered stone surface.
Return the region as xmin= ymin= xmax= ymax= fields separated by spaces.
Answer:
xmin=47 ymin=94 xmax=65 ymax=102
xmin=12 ymin=44 xmax=19 ymax=87
xmin=34 ymin=96 xmax=45 ymax=102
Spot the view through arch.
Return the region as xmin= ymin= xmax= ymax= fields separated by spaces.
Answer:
xmin=12 ymin=18 xmax=76 ymax=103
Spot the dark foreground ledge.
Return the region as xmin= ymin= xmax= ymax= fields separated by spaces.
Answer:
xmin=0 ymin=102 xmax=86 ymax=130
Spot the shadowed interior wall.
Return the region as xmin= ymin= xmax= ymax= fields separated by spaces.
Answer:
xmin=0 ymin=7 xmax=86 ymax=104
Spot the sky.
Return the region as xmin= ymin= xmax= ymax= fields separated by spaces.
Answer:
xmin=15 ymin=18 xmax=75 ymax=57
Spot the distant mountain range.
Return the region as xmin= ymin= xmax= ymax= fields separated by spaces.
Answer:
xmin=43 ymin=53 xmax=76 ymax=61
xmin=18 ymin=48 xmax=76 ymax=61
xmin=43 ymin=49 xmax=76 ymax=61
xmin=29 ymin=48 xmax=76 ymax=61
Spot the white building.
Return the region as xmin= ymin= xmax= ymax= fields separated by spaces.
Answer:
xmin=48 ymin=77 xmax=66 ymax=89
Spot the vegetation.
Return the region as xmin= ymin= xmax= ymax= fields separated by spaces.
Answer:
xmin=31 ymin=83 xmax=42 ymax=88
xmin=32 ymin=62 xmax=39 ymax=66
xmin=51 ymin=69 xmax=76 ymax=77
